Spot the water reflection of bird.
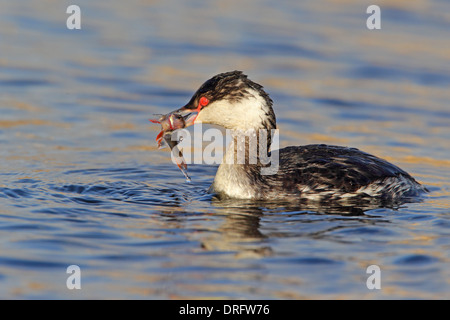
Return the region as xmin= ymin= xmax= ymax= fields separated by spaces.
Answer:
xmin=161 ymin=71 xmax=427 ymax=202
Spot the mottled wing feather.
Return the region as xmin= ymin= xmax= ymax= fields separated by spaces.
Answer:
xmin=264 ymin=144 xmax=419 ymax=195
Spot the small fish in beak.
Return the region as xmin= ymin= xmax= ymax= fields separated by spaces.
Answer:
xmin=150 ymin=113 xmax=187 ymax=148
xmin=150 ymin=113 xmax=191 ymax=182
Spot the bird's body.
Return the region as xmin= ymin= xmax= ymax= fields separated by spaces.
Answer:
xmin=211 ymin=144 xmax=426 ymax=201
xmin=154 ymin=71 xmax=427 ymax=202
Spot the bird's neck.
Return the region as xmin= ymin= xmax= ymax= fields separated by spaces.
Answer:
xmin=223 ymin=128 xmax=273 ymax=166
xmin=222 ymin=89 xmax=277 ymax=164
xmin=212 ymin=102 xmax=277 ymax=199
xmin=213 ymin=127 xmax=276 ymax=199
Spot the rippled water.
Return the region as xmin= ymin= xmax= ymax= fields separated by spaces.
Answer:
xmin=1 ymin=1 xmax=449 ymax=299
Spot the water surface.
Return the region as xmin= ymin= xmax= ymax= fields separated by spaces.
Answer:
xmin=0 ymin=0 xmax=449 ymax=299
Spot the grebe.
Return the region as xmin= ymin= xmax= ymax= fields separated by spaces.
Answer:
xmin=154 ymin=71 xmax=427 ymax=201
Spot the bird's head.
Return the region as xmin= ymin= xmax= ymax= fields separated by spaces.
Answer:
xmin=159 ymin=71 xmax=276 ymax=132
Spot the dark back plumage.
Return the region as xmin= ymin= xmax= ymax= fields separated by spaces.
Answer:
xmin=256 ymin=144 xmax=426 ymax=200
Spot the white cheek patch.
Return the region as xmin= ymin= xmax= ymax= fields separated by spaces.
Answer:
xmin=196 ymin=89 xmax=269 ymax=130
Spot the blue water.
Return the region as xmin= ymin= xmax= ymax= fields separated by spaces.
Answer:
xmin=0 ymin=1 xmax=449 ymax=299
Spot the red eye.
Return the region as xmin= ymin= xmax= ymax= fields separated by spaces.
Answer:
xmin=199 ymin=96 xmax=209 ymax=107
